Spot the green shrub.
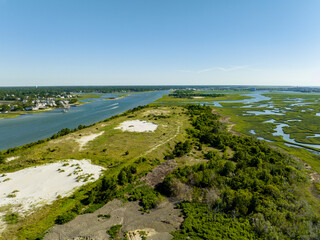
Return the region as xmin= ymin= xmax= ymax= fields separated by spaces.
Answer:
xmin=172 ymin=203 xmax=257 ymax=240
xmin=129 ymin=186 xmax=160 ymax=211
xmin=98 ymin=214 xmax=111 ymax=219
xmin=55 ymin=211 xmax=77 ymax=224
xmin=82 ymin=203 xmax=105 ymax=214
xmin=3 ymin=213 xmax=19 ymax=224
xmin=107 ymin=224 xmax=122 ymax=239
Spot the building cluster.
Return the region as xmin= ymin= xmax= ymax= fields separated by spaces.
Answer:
xmin=0 ymin=93 xmax=76 ymax=113
xmin=24 ymin=99 xmax=71 ymax=111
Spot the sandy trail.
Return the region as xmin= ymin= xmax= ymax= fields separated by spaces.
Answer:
xmin=212 ymin=110 xmax=241 ymax=136
xmin=140 ymin=124 xmax=180 ymax=158
xmin=141 ymin=160 xmax=178 ymax=187
xmin=76 ymin=131 xmax=104 ymax=150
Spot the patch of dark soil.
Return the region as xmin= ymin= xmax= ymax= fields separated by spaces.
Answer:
xmin=141 ymin=160 xmax=177 ymax=188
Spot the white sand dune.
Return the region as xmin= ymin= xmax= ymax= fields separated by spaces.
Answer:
xmin=115 ymin=120 xmax=158 ymax=132
xmin=76 ymin=131 xmax=104 ymax=150
xmin=0 ymin=159 xmax=104 ymax=230
xmin=5 ymin=156 xmax=19 ymax=162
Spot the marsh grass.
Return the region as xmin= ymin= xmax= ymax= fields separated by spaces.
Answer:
xmin=207 ymin=91 xmax=320 ymax=174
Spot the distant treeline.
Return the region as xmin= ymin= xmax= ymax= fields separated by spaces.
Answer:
xmin=1 ymin=86 xmax=320 ymax=100
xmin=169 ymin=90 xmax=224 ymax=98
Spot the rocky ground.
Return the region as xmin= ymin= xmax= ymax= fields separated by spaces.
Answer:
xmin=44 ymin=198 xmax=183 ymax=240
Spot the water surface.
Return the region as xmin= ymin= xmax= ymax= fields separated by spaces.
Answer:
xmin=0 ymin=91 xmax=168 ymax=151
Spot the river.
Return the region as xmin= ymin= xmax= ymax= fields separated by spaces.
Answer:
xmin=0 ymin=91 xmax=168 ymax=151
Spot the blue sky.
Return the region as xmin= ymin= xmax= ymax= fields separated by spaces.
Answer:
xmin=0 ymin=0 xmax=319 ymax=86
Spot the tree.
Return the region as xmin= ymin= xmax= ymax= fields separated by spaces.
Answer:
xmin=0 ymin=104 xmax=11 ymax=111
xmin=222 ymin=161 xmax=236 ymax=176
xmin=117 ymin=170 xmax=128 ymax=185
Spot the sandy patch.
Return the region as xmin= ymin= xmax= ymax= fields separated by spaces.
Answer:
xmin=0 ymin=159 xmax=104 ymax=231
xmin=193 ymin=96 xmax=204 ymax=99
xmin=127 ymin=228 xmax=158 ymax=239
xmin=76 ymin=131 xmax=104 ymax=150
xmin=115 ymin=120 xmax=158 ymax=132
xmin=5 ymin=156 xmax=19 ymax=162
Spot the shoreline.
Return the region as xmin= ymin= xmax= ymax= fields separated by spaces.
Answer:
xmin=0 ymin=108 xmax=55 ymax=120
xmin=0 ymin=102 xmax=88 ymax=120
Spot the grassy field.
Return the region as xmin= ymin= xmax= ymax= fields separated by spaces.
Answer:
xmin=0 ymin=105 xmax=191 ymax=239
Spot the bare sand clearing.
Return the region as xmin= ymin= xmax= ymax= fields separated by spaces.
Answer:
xmin=0 ymin=159 xmax=104 ymax=231
xmin=193 ymin=96 xmax=204 ymax=99
xmin=5 ymin=156 xmax=19 ymax=162
xmin=76 ymin=131 xmax=104 ymax=150
xmin=115 ymin=120 xmax=158 ymax=132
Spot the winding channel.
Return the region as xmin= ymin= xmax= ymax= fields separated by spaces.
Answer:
xmin=208 ymin=91 xmax=320 ymax=151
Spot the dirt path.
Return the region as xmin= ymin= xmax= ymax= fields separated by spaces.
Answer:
xmin=141 ymin=160 xmax=178 ymax=188
xmin=139 ymin=124 xmax=181 ymax=158
xmin=211 ymin=110 xmax=241 ymax=136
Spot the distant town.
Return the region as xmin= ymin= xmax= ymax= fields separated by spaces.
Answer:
xmin=0 ymin=90 xmax=78 ymax=113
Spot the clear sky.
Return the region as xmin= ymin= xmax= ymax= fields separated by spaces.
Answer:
xmin=0 ymin=0 xmax=319 ymax=86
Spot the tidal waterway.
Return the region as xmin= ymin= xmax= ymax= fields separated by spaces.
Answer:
xmin=205 ymin=91 xmax=320 ymax=151
xmin=0 ymin=91 xmax=168 ymax=151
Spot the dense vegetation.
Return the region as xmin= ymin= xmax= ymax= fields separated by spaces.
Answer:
xmin=160 ymin=105 xmax=320 ymax=239
xmin=169 ymin=90 xmax=224 ymax=98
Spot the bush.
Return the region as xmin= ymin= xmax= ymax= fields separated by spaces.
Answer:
xmin=82 ymin=203 xmax=105 ymax=214
xmin=98 ymin=214 xmax=111 ymax=219
xmin=172 ymin=140 xmax=192 ymax=157
xmin=107 ymin=224 xmax=122 ymax=239
xmin=117 ymin=166 xmax=137 ymax=185
xmin=3 ymin=213 xmax=19 ymax=224
xmin=129 ymin=186 xmax=160 ymax=211
xmin=55 ymin=211 xmax=77 ymax=224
